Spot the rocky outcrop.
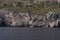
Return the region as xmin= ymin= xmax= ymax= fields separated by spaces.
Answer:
xmin=0 ymin=8 xmax=60 ymax=27
xmin=0 ymin=8 xmax=31 ymax=27
xmin=46 ymin=12 xmax=60 ymax=27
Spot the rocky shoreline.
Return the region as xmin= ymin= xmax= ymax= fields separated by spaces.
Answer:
xmin=0 ymin=8 xmax=60 ymax=27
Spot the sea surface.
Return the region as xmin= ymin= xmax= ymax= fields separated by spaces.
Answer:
xmin=0 ymin=27 xmax=60 ymax=40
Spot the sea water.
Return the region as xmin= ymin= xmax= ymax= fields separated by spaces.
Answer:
xmin=0 ymin=27 xmax=59 ymax=40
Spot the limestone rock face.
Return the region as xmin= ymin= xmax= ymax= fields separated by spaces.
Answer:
xmin=0 ymin=9 xmax=31 ymax=26
xmin=29 ymin=12 xmax=60 ymax=27
xmin=0 ymin=9 xmax=60 ymax=27
xmin=46 ymin=12 xmax=60 ymax=27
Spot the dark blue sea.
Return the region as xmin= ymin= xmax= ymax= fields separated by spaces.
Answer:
xmin=0 ymin=27 xmax=60 ymax=40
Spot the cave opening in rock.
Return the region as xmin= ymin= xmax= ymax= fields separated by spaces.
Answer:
xmin=0 ymin=17 xmax=8 ymax=27
xmin=0 ymin=21 xmax=7 ymax=27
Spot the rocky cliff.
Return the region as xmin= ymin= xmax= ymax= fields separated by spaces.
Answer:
xmin=0 ymin=8 xmax=60 ymax=27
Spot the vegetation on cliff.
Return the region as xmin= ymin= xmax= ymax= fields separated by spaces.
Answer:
xmin=0 ymin=1 xmax=60 ymax=13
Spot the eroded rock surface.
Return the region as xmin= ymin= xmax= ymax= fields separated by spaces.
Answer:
xmin=0 ymin=9 xmax=60 ymax=27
